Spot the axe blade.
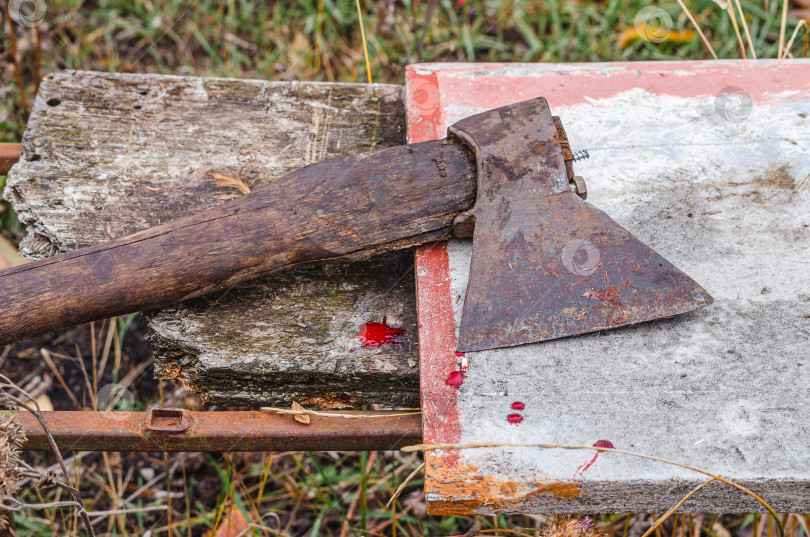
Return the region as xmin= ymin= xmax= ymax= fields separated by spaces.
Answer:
xmin=450 ymin=97 xmax=712 ymax=352
xmin=455 ymin=191 xmax=713 ymax=352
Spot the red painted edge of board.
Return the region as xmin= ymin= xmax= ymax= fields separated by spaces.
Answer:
xmin=406 ymin=60 xmax=810 ymax=119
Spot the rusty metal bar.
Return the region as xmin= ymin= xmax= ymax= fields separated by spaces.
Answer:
xmin=13 ymin=409 xmax=423 ymax=452
xmin=0 ymin=143 xmax=21 ymax=175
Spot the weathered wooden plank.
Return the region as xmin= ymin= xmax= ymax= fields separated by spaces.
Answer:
xmin=5 ymin=70 xmax=424 ymax=407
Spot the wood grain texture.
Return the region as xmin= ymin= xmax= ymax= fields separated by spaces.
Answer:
xmin=4 ymin=70 xmax=471 ymax=406
xmin=0 ymin=136 xmax=475 ymax=345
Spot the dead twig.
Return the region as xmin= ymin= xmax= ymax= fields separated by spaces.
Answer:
xmin=641 ymin=479 xmax=718 ymax=537
xmin=263 ymin=407 xmax=420 ymax=419
xmin=675 ymin=0 xmax=719 ymax=59
xmin=732 ymin=0 xmax=757 ymax=58
xmin=1 ymin=0 xmax=30 ymax=110
xmin=725 ymin=2 xmax=746 ymax=58
xmin=778 ymin=0 xmax=789 ymax=58
xmin=40 ymin=349 xmax=83 ymax=410
xmin=0 ymin=374 xmax=96 ymax=537
xmin=782 ymin=20 xmax=808 ymax=58
xmin=385 ymin=462 xmax=424 ymax=509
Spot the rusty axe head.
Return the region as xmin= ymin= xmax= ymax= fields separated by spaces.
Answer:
xmin=449 ymin=97 xmax=713 ymax=352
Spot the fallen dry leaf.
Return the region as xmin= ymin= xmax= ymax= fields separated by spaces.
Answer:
xmin=711 ymin=521 xmax=732 ymax=537
xmin=0 ymin=236 xmax=27 ymax=269
xmin=34 ymin=393 xmax=54 ymax=412
xmin=292 ymin=401 xmax=311 ymax=425
xmin=618 ymin=24 xmax=696 ymax=48
xmin=207 ymin=505 xmax=250 ymax=537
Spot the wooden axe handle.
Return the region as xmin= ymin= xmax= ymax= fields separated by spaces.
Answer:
xmin=0 ymin=139 xmax=475 ymax=346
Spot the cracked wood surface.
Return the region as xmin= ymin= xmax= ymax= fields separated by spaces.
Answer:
xmin=5 ymin=70 xmax=432 ymax=407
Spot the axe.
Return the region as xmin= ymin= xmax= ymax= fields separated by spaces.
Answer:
xmin=0 ymin=97 xmax=712 ymax=350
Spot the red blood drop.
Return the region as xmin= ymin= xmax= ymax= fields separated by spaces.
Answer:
xmin=356 ymin=316 xmax=406 ymax=348
xmin=454 ymin=351 xmax=465 ymax=357
xmin=445 ymin=371 xmax=464 ymax=388
xmin=507 ymin=413 xmax=523 ymax=425
xmin=574 ymin=439 xmax=615 ymax=477
xmin=511 ymin=401 xmax=525 ymax=410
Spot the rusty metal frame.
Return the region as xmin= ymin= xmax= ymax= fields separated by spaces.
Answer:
xmin=0 ymin=143 xmax=21 ymax=176
xmin=11 ymin=408 xmax=422 ymax=452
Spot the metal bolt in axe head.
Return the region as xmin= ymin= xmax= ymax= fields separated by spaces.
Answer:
xmin=448 ymin=97 xmax=713 ymax=352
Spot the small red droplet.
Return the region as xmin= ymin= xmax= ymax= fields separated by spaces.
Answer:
xmin=507 ymin=413 xmax=523 ymax=425
xmin=349 ymin=349 xmax=355 ymax=353
xmin=511 ymin=401 xmax=525 ymax=410
xmin=593 ymin=439 xmax=614 ymax=449
xmin=356 ymin=316 xmax=406 ymax=348
xmin=445 ymin=371 xmax=464 ymax=388
xmin=455 ymin=351 xmax=465 ymax=357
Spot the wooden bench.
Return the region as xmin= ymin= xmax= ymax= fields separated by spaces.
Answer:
xmin=6 ymin=71 xmax=419 ymax=408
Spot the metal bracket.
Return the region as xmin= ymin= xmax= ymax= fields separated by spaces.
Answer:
xmin=145 ymin=407 xmax=190 ymax=433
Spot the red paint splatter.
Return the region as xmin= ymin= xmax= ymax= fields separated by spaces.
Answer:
xmin=349 ymin=349 xmax=355 ymax=353
xmin=574 ymin=439 xmax=614 ymax=477
xmin=511 ymin=401 xmax=525 ymax=410
xmin=445 ymin=371 xmax=464 ymax=388
xmin=507 ymin=413 xmax=523 ymax=425
xmin=356 ymin=317 xmax=406 ymax=348
xmin=455 ymin=351 xmax=465 ymax=357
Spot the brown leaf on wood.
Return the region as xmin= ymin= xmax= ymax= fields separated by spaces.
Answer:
xmin=208 ymin=171 xmax=250 ymax=196
xmin=292 ymin=401 xmax=311 ymax=424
